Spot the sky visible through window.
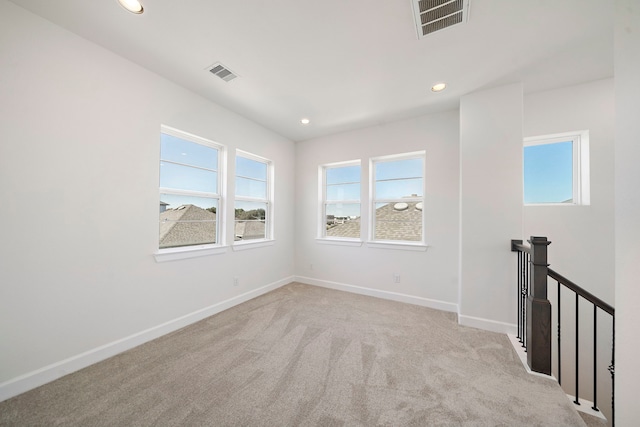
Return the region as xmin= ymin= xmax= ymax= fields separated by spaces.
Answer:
xmin=524 ymin=141 xmax=573 ymax=204
xmin=160 ymin=133 xmax=276 ymax=218
xmin=324 ymin=157 xmax=424 ymax=218
xmin=160 ymin=133 xmax=219 ymax=209
xmin=162 ymin=134 xmax=574 ymax=214
xmin=326 ymin=165 xmax=360 ymax=218
xmin=375 ymin=158 xmax=423 ymax=199
xmin=235 ymin=155 xmax=268 ymax=214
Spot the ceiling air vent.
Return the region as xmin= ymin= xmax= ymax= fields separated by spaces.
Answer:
xmin=412 ymin=0 xmax=469 ymax=39
xmin=208 ymin=63 xmax=238 ymax=82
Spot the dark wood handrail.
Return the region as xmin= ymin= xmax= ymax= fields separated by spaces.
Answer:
xmin=511 ymin=239 xmax=531 ymax=253
xmin=512 ymin=236 xmax=615 ymax=424
xmin=548 ymin=268 xmax=615 ymax=316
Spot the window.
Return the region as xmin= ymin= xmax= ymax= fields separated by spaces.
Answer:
xmin=370 ymin=152 xmax=424 ymax=243
xmin=159 ymin=126 xmax=223 ymax=249
xmin=235 ymin=151 xmax=272 ymax=242
xmin=317 ymin=153 xmax=427 ymax=249
xmin=320 ymin=161 xmax=361 ymax=240
xmin=524 ymin=131 xmax=589 ymax=205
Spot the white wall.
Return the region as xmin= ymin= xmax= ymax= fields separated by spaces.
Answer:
xmin=459 ymin=84 xmax=523 ymax=332
xmin=294 ymin=111 xmax=460 ymax=310
xmin=523 ymin=78 xmax=615 ymax=304
xmin=0 ymin=0 xmax=628 ymax=417
xmin=523 ymin=80 xmax=615 ymax=420
xmin=614 ymin=0 xmax=640 ymax=422
xmin=0 ymin=0 xmax=295 ymax=399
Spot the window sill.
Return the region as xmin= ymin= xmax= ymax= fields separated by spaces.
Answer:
xmin=366 ymin=241 xmax=429 ymax=251
xmin=232 ymin=239 xmax=275 ymax=251
xmin=524 ymin=203 xmax=586 ymax=207
xmin=154 ymin=244 xmax=229 ymax=262
xmin=316 ymin=238 xmax=363 ymax=247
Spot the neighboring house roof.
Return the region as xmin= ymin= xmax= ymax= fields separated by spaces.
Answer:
xmin=374 ymin=201 xmax=422 ymax=241
xmin=326 ymin=218 xmax=360 ymax=239
xmin=159 ymin=204 xmax=216 ymax=248
xmin=327 ymin=201 xmax=422 ymax=241
xmin=235 ymin=220 xmax=266 ymax=241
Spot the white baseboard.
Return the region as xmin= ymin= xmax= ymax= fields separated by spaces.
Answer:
xmin=459 ymin=314 xmax=518 ymax=335
xmin=0 ymin=276 xmax=294 ymax=403
xmin=296 ymin=277 xmax=518 ymax=337
xmin=564 ymin=394 xmax=608 ymax=420
xmin=507 ymin=334 xmax=556 ymax=381
xmin=506 ymin=335 xmax=608 ymax=422
xmin=295 ymin=275 xmax=459 ymax=313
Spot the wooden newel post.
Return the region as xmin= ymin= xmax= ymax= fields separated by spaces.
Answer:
xmin=527 ymin=236 xmax=552 ymax=375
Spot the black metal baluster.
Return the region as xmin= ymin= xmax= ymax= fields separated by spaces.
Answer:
xmin=592 ymin=306 xmax=598 ymax=411
xmin=521 ymin=250 xmax=525 ymax=343
xmin=574 ymin=293 xmax=580 ymax=405
xmin=520 ymin=252 xmax=524 ymax=346
xmin=610 ymin=317 xmax=615 ymax=427
xmin=522 ymin=252 xmax=527 ymax=348
xmin=523 ymin=253 xmax=529 ymax=351
xmin=520 ymin=252 xmax=523 ymax=345
xmin=515 ymin=239 xmax=616 ymax=423
xmin=557 ymin=280 xmax=561 ymax=386
xmin=517 ymin=251 xmax=522 ymax=342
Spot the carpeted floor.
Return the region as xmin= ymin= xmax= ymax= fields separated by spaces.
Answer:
xmin=0 ymin=283 xmax=586 ymax=426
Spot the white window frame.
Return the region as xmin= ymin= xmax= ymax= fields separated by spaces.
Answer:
xmin=368 ymin=151 xmax=427 ymax=249
xmin=232 ymin=150 xmax=274 ymax=249
xmin=155 ymin=125 xmax=227 ymax=262
xmin=523 ymin=130 xmax=590 ymax=206
xmin=318 ymin=160 xmax=363 ymax=245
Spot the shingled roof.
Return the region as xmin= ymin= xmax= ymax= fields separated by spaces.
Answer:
xmin=159 ymin=204 xmax=216 ymax=248
xmin=327 ymin=201 xmax=422 ymax=241
xmin=235 ymin=220 xmax=266 ymax=241
xmin=326 ymin=218 xmax=360 ymax=239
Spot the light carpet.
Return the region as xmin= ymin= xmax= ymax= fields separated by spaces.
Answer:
xmin=0 ymin=283 xmax=586 ymax=426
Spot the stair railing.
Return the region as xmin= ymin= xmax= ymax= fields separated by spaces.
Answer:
xmin=511 ymin=236 xmax=615 ymax=425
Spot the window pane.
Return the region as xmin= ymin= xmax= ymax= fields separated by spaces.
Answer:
xmin=375 ymin=158 xmax=422 ymax=181
xmin=161 ymin=133 xmax=218 ymax=170
xmin=236 ymin=156 xmax=267 ymax=180
xmin=159 ymin=194 xmax=217 ymax=248
xmin=160 ymin=162 xmax=217 ymax=193
xmin=374 ymin=202 xmax=422 ymax=242
xmin=325 ymin=203 xmax=360 ymax=239
xmin=327 ymin=182 xmax=360 ymax=201
xmin=159 ymin=194 xmax=217 ymax=211
xmin=524 ymin=141 xmax=573 ymax=203
xmin=235 ymin=201 xmax=267 ymax=241
xmin=321 ymin=163 xmax=361 ymax=240
xmin=236 ymin=176 xmax=267 ymax=199
xmin=375 ymin=178 xmax=423 ymax=199
xmin=325 ymin=203 xmax=360 ymax=218
xmin=326 ymin=165 xmax=360 ymax=185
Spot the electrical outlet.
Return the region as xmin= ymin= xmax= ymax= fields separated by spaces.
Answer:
xmin=393 ymin=273 xmax=401 ymax=283
xmin=233 ymin=277 xmax=239 ymax=286
xmin=310 ymin=263 xmax=314 ymax=270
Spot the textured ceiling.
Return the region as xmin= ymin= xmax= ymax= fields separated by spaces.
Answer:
xmin=9 ymin=0 xmax=613 ymax=142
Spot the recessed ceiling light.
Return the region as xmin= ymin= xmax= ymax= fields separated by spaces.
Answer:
xmin=431 ymin=83 xmax=447 ymax=92
xmin=300 ymin=118 xmax=310 ymax=125
xmin=117 ymin=0 xmax=144 ymax=14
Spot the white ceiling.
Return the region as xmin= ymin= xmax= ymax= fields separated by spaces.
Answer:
xmin=9 ymin=0 xmax=613 ymax=142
